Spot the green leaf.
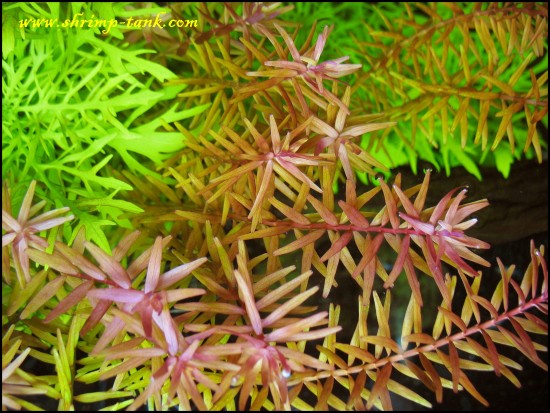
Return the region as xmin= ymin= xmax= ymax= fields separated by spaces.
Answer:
xmin=77 ymin=197 xmax=144 ymax=214
xmin=443 ymin=139 xmax=482 ymax=181
xmin=42 ymin=158 xmax=133 ymax=192
xmin=2 ymin=14 xmax=16 ymax=59
xmin=493 ymin=145 xmax=514 ymax=179
xmin=87 ymin=36 xmax=177 ymax=82
xmin=72 ymin=213 xmax=115 ymax=254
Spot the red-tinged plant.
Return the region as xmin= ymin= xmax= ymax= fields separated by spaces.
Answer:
xmin=294 ymin=240 xmax=548 ymax=410
xmin=97 ymin=312 xmax=240 ymax=411
xmin=178 ymin=246 xmax=341 ymax=410
xmin=86 ymin=235 xmax=207 ymax=347
xmin=306 ymin=86 xmax=395 ymax=184
xmin=2 ymin=2 xmax=548 ymax=412
xmin=241 ymin=23 xmax=363 ymax=115
xmin=81 ymin=244 xmax=340 ymax=411
xmin=196 ymin=115 xmax=328 ymax=230
xmin=195 ymin=2 xmax=294 ymax=45
xmin=25 ymin=232 xmax=207 ymax=352
xmin=2 ymin=180 xmax=74 ymax=287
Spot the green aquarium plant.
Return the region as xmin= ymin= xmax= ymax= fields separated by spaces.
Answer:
xmin=2 ymin=2 xmax=548 ymax=411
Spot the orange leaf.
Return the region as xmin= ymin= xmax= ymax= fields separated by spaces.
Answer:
xmin=273 ymin=229 xmax=325 ymax=256
xmin=320 ymin=232 xmax=353 ymax=262
xmin=379 ymin=178 xmax=400 ymax=229
xmin=256 ymin=270 xmax=313 ymax=310
xmin=361 ymin=336 xmax=401 ymax=354
xmin=334 ymin=343 xmax=376 ymax=363
xmin=471 ymin=295 xmax=499 ymax=319
xmin=338 ymin=200 xmax=370 ymax=228
xmin=262 ymin=286 xmax=319 ymax=327
xmin=419 ymin=353 xmax=443 ymax=403
xmin=405 ymin=333 xmax=436 ymax=345
xmin=353 ymin=233 xmax=385 ymax=278
xmin=234 ymin=269 xmax=263 ymax=335
xmin=239 ymin=225 xmax=291 ymax=241
xmin=393 ymin=184 xmax=419 ymax=218
xmin=308 ymin=195 xmax=338 ymax=226
xmin=26 ymin=249 xmax=79 ymax=276
xmin=248 ymin=160 xmax=274 ymax=222
xmin=367 ymin=364 xmax=392 ymax=410
xmin=43 ymin=281 xmax=94 ymax=323
xmin=448 ymin=343 xmax=460 ymax=393
xmin=384 ymin=235 xmax=410 ymax=289
xmin=269 ymin=196 xmax=310 ymax=225
xmin=21 ymin=276 xmax=67 ymax=320
xmin=458 ymin=370 xmax=489 ymax=407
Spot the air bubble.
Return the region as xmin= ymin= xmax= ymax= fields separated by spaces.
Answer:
xmin=422 ymin=163 xmax=434 ymax=174
xmin=460 ymin=183 xmax=470 ymax=190
xmin=231 ymin=376 xmax=240 ymax=387
xmin=459 ymin=177 xmax=478 ymax=195
xmin=281 ymin=369 xmax=291 ymax=379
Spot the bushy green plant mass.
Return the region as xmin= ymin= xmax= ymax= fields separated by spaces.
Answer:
xmin=2 ymin=2 xmax=548 ymax=411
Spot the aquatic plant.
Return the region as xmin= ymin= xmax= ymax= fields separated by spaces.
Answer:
xmin=2 ymin=2 xmax=547 ymax=411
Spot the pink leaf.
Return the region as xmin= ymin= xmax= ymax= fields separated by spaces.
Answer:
xmin=112 ymin=231 xmax=141 ymax=262
xmin=400 ymin=213 xmax=435 ymax=235
xmin=85 ymin=242 xmax=131 ymax=289
xmin=277 ymin=158 xmax=322 ymax=193
xmin=339 ymin=200 xmax=370 ymax=228
xmin=38 ymin=278 xmax=91 ymax=322
xmin=165 ymin=288 xmax=206 ymax=303
xmin=56 ymin=242 xmax=106 ymax=281
xmin=313 ymin=25 xmax=329 ymax=62
xmin=444 ymin=189 xmax=468 ymax=224
xmin=274 ymin=23 xmax=301 ymax=61
xmin=2 ymin=231 xmax=17 ymax=246
xmin=338 ymin=144 xmax=355 ymax=183
xmin=353 ymin=233 xmax=385 ymax=278
xmin=87 ymin=288 xmax=143 ymax=303
xmin=81 ymin=299 xmax=112 ymax=336
xmin=234 ymin=270 xmax=263 ymax=335
xmin=160 ymin=309 xmax=180 ymax=356
xmin=127 ymin=236 xmax=172 ymax=280
xmin=27 ymin=214 xmax=74 ymax=232
xmin=158 ymin=257 xmax=208 ymax=290
xmin=91 ymin=316 xmax=127 ymax=355
xmin=2 ymin=211 xmax=22 ymax=233
xmin=17 ymin=180 xmax=36 ymax=222
xmin=145 ymin=237 xmax=163 ymax=293
xmin=384 ymin=235 xmax=411 ymax=289
xmin=308 ymin=195 xmax=338 ymax=226
xmin=429 ymin=188 xmax=461 ymax=225
xmin=320 ymin=232 xmax=353 ymax=262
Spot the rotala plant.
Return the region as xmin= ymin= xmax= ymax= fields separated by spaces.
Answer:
xmin=2 ymin=2 xmax=548 ymax=411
